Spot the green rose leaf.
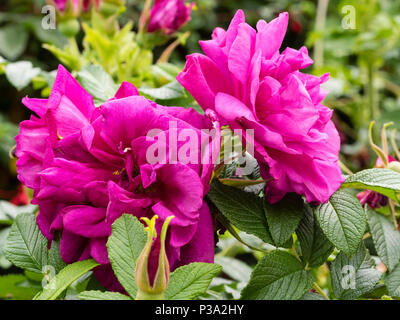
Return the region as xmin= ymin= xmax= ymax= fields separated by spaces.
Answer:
xmin=296 ymin=203 xmax=334 ymax=268
xmin=366 ymin=206 xmax=400 ymax=271
xmin=330 ymin=244 xmax=382 ymax=300
xmin=77 ymin=65 xmax=119 ymax=105
xmin=207 ymin=181 xmax=273 ymax=245
xmin=34 ymin=259 xmax=99 ymax=300
xmin=264 ymin=193 xmax=304 ymax=246
xmin=3 ymin=213 xmax=48 ymax=273
xmin=241 ymin=250 xmax=314 ymax=300
xmin=386 ymin=263 xmax=400 ymax=298
xmin=314 ymin=190 xmax=366 ymax=256
xmin=165 ymin=263 xmax=222 ymax=300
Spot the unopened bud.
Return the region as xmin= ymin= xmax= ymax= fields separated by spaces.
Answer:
xmin=135 ymin=215 xmax=174 ymax=300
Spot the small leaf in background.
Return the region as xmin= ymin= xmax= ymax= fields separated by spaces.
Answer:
xmin=366 ymin=206 xmax=400 ymax=271
xmin=5 ymin=61 xmax=41 ymax=90
xmin=330 ymin=244 xmax=382 ymax=300
xmin=208 ymin=181 xmax=274 ymax=245
xmin=386 ymin=263 xmax=400 ymax=298
xmin=139 ymin=80 xmax=185 ymax=101
xmin=3 ymin=213 xmax=48 ymax=273
xmin=0 ymin=274 xmax=40 ymax=300
xmin=78 ymin=290 xmax=132 ymax=300
xmin=241 ymin=250 xmax=314 ymax=300
xmin=341 ymin=168 xmax=400 ymax=202
xmin=106 ymin=214 xmax=147 ymax=298
xmin=34 ymin=259 xmax=99 ymax=300
xmin=314 ymin=190 xmax=366 ymax=256
xmin=0 ymin=24 xmax=29 ymax=60
xmin=264 ymin=193 xmax=304 ymax=246
xmin=77 ymin=65 xmax=119 ymax=105
xmin=296 ymin=203 xmax=334 ymax=268
xmin=165 ymin=263 xmax=222 ymax=300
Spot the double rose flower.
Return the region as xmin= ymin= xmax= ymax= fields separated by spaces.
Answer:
xmin=178 ymin=10 xmax=344 ymax=204
xmin=15 ymin=10 xmax=343 ymax=291
xmin=16 ymin=65 xmax=218 ymax=290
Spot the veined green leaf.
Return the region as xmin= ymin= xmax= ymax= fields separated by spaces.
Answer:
xmin=207 ymin=181 xmax=273 ymax=244
xmin=241 ymin=250 xmax=314 ymax=300
xmin=366 ymin=206 xmax=400 ymax=271
xmin=34 ymin=259 xmax=99 ymax=300
xmin=314 ymin=190 xmax=366 ymax=255
xmin=330 ymin=244 xmax=382 ymax=300
xmin=165 ymin=263 xmax=222 ymax=300
xmin=264 ymin=193 xmax=304 ymax=246
xmin=3 ymin=213 xmax=48 ymax=273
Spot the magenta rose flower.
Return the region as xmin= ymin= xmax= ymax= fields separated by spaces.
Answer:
xmin=15 ymin=65 xmax=219 ymax=291
xmin=148 ymin=0 xmax=194 ymax=35
xmin=177 ymin=10 xmax=344 ymax=204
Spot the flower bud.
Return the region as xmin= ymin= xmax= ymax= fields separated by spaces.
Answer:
xmin=135 ymin=215 xmax=174 ymax=300
xmin=148 ymin=0 xmax=194 ymax=35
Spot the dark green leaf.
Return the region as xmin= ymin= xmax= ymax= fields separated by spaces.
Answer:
xmin=264 ymin=193 xmax=304 ymax=246
xmin=314 ymin=190 xmax=366 ymax=255
xmin=207 ymin=181 xmax=273 ymax=244
xmin=296 ymin=203 xmax=334 ymax=267
xmin=241 ymin=250 xmax=314 ymax=300
xmin=165 ymin=263 xmax=222 ymax=300
xmin=4 ymin=213 xmax=48 ymax=273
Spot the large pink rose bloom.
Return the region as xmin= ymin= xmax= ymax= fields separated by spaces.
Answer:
xmin=177 ymin=10 xmax=344 ymax=204
xmin=16 ymin=65 xmax=218 ymax=291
